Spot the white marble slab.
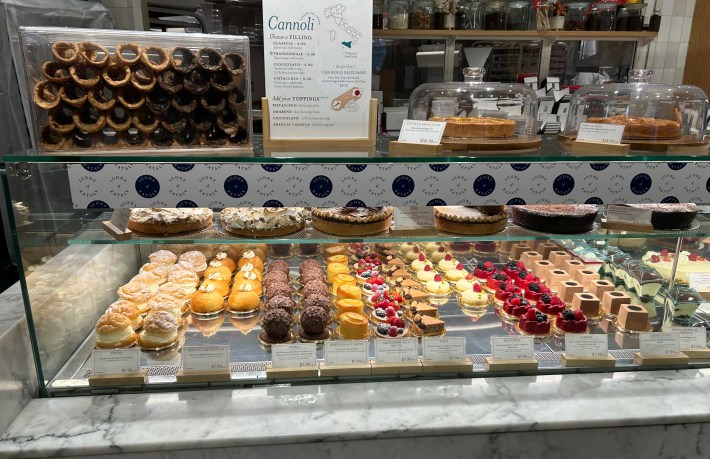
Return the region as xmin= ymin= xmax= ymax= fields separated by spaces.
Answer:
xmin=0 ymin=283 xmax=25 ymax=337
xmin=3 ymin=369 xmax=710 ymax=458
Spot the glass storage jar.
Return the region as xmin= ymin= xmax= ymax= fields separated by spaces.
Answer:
xmin=484 ymin=0 xmax=507 ymax=30
xmin=595 ymin=1 xmax=617 ymax=31
xmin=388 ymin=0 xmax=410 ymax=29
xmin=408 ymin=67 xmax=539 ymax=138
xmin=534 ymin=0 xmax=552 ymax=31
xmin=625 ymin=3 xmax=646 ymax=31
xmin=373 ymin=0 xmax=384 ymax=29
xmin=565 ymin=2 xmax=589 ymax=31
xmin=456 ymin=0 xmax=485 ymax=30
xmin=412 ymin=0 xmax=435 ymax=29
xmin=506 ymin=1 xmax=530 ymax=31
xmin=585 ymin=5 xmax=600 ymax=30
xmin=616 ymin=6 xmax=629 ymax=30
xmin=562 ymin=69 xmax=709 ymax=143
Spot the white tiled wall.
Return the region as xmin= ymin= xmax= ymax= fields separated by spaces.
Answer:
xmin=645 ymin=0 xmax=696 ymax=84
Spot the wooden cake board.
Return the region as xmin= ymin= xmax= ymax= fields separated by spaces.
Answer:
xmin=265 ymin=363 xmax=318 ymax=379
xmin=370 ymin=360 xmax=423 ymax=375
xmin=421 ymin=359 xmax=472 ymax=374
xmin=600 ymin=219 xmax=654 ymax=233
xmin=319 ymin=363 xmax=373 ymax=377
xmin=570 ymin=140 xmax=630 ymax=156
xmin=441 ymin=135 xmax=541 ymax=152
xmin=102 ymin=221 xmax=132 ymax=241
xmin=560 ymin=134 xmax=709 ymax=154
xmin=262 ymin=97 xmax=377 ymax=148
xmin=484 ymin=357 xmax=538 ymax=372
xmin=176 ymin=369 xmax=232 ymax=383
xmin=561 ymin=354 xmax=616 ymax=368
xmin=633 ymin=353 xmax=690 ymax=366
xmin=681 ymin=349 xmax=710 ymax=360
xmin=88 ymin=370 xmax=147 ymax=387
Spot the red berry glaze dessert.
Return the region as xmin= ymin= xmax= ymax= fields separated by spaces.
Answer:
xmin=523 ymin=282 xmax=551 ymax=303
xmin=494 ymin=282 xmax=521 ymax=304
xmin=375 ymin=316 xmax=407 ymax=338
xmin=361 ymin=274 xmax=386 ymax=297
xmin=535 ymin=294 xmax=566 ymax=315
xmin=556 ymin=309 xmax=588 ymax=333
xmin=502 ymin=295 xmax=533 ymax=318
xmin=503 ymin=261 xmax=526 ymax=279
xmin=519 ymin=308 xmax=551 ymax=335
xmin=486 ymin=273 xmax=509 ymax=292
xmin=473 ymin=261 xmax=497 ymax=280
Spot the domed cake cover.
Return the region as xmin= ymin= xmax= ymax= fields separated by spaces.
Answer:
xmin=407 ymin=67 xmax=539 ymax=136
xmin=562 ymin=69 xmax=709 ymax=141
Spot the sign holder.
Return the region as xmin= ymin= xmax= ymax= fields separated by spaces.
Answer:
xmin=319 ymin=362 xmax=373 ymax=377
xmin=88 ymin=370 xmax=147 ymax=387
xmin=570 ymin=140 xmax=630 ymax=156
xmin=265 ymin=362 xmax=319 ymax=379
xmin=421 ymin=359 xmax=472 ymax=374
xmin=176 ymin=369 xmax=231 ymax=383
xmin=599 ymin=218 xmax=654 ymax=232
xmin=484 ymin=358 xmax=538 ymax=371
xmin=561 ymin=354 xmax=616 ymax=368
xmin=633 ymin=353 xmax=690 ymax=366
xmin=388 ymin=141 xmax=443 ymax=156
xmin=370 ymin=360 xmax=423 ymax=375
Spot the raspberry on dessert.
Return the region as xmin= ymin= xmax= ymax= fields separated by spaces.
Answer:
xmin=536 ymin=294 xmax=566 ymax=315
xmin=556 ymin=309 xmax=588 ymax=333
xmin=502 ymin=295 xmax=532 ymax=317
xmin=519 ymin=309 xmax=551 ymax=335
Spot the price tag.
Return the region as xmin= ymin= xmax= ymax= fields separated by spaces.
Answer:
xmin=272 ymin=343 xmax=317 ymax=369
xmin=565 ymin=334 xmax=608 ymax=358
xmin=536 ymin=88 xmax=549 ymax=98
xmin=490 ymin=336 xmax=534 ymax=361
xmin=397 ymin=120 xmax=446 ymax=145
xmin=375 ymin=338 xmax=418 ymax=364
xmin=93 ymin=348 xmax=140 ymax=376
xmin=577 ymin=122 xmax=625 ymax=144
xmin=110 ymin=208 xmax=132 ymax=231
xmin=606 ymin=205 xmax=653 ymax=225
xmin=669 ymin=327 xmax=708 ymax=350
xmin=394 ymin=206 xmax=434 ymax=229
xmin=639 ymin=332 xmax=681 ymax=356
xmin=422 ymin=337 xmax=466 ymax=362
xmin=324 ymin=341 xmax=369 ymax=366
xmin=689 ymin=274 xmax=710 ymax=291
xmin=182 ymin=346 xmax=230 ymax=372
xmin=524 ymin=76 xmax=539 ymax=89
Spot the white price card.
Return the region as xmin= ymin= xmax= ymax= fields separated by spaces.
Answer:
xmin=524 ymin=76 xmax=539 ymax=89
xmin=490 ymin=336 xmax=534 ymax=361
xmin=397 ymin=120 xmax=446 ymax=145
xmin=577 ymin=122 xmax=625 ymax=144
xmin=182 ymin=346 xmax=230 ymax=372
xmin=394 ymin=206 xmax=434 ymax=229
xmin=606 ymin=205 xmax=653 ymax=225
xmin=565 ymin=334 xmax=608 ymax=358
xmin=553 ymin=88 xmax=570 ymax=102
xmin=639 ymin=332 xmax=681 ymax=356
xmin=422 ymin=337 xmax=466 ymax=362
xmin=670 ymin=327 xmax=708 ymax=350
xmin=110 ymin=208 xmax=132 ymax=231
xmin=375 ymin=338 xmax=418 ymax=364
xmin=93 ymin=348 xmax=140 ymax=376
xmin=689 ymin=274 xmax=710 ymax=291
xmin=324 ymin=341 xmax=369 ymax=366
xmin=272 ymin=343 xmax=317 ymax=369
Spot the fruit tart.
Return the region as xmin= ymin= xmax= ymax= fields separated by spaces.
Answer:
xmin=523 ymin=282 xmax=552 ymax=303
xmin=501 ymin=294 xmax=533 ymax=319
xmin=535 ymin=294 xmax=566 ymax=316
xmin=486 ymin=273 xmax=509 ymax=292
xmin=361 ymin=274 xmax=387 ymax=297
xmin=518 ymin=309 xmax=551 ymax=335
xmin=473 ymin=261 xmax=497 ymax=281
xmin=494 ymin=282 xmax=521 ymax=304
xmin=375 ymin=316 xmax=408 ymax=338
xmin=555 ymin=309 xmax=588 ymax=333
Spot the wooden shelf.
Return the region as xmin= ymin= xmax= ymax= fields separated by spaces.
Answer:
xmin=373 ymin=29 xmax=657 ymax=45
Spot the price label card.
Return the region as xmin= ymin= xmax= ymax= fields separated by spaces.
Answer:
xmin=324 ymin=341 xmax=369 ymax=366
xmin=422 ymin=337 xmax=466 ymax=362
xmin=639 ymin=332 xmax=681 ymax=356
xmin=565 ymin=334 xmax=608 ymax=358
xmin=606 ymin=205 xmax=653 ymax=225
xmin=490 ymin=336 xmax=534 ymax=361
xmin=553 ymin=88 xmax=569 ymax=102
xmin=110 ymin=208 xmax=132 ymax=231
xmin=397 ymin=120 xmax=446 ymax=145
xmin=394 ymin=206 xmax=435 ymax=229
xmin=375 ymin=338 xmax=418 ymax=364
xmin=182 ymin=346 xmax=230 ymax=372
xmin=524 ymin=76 xmax=539 ymax=89
xmin=93 ymin=348 xmax=140 ymax=376
xmin=689 ymin=274 xmax=710 ymax=291
xmin=669 ymin=327 xmax=708 ymax=350
xmin=536 ymin=88 xmax=549 ymax=98
xmin=577 ymin=122 xmax=625 ymax=144
xmin=272 ymin=343 xmax=317 ymax=369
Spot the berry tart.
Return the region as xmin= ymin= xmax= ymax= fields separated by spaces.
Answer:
xmin=455 ymin=273 xmax=476 ymax=293
xmin=486 ymin=273 xmax=509 ymax=292
xmin=503 ymin=261 xmax=526 ymax=279
xmin=473 ymin=261 xmax=497 ymax=281
xmin=514 ymin=271 xmax=537 ymax=289
xmin=458 ymin=283 xmax=490 ymax=308
xmin=494 ymin=282 xmax=521 ymax=304
xmin=437 ymin=253 xmax=458 ymax=273
xmin=371 ymin=298 xmax=406 ymax=324
xmin=375 ymin=316 xmax=408 ymax=338
xmin=405 ymin=246 xmax=423 ymax=263
xmin=424 ymin=274 xmax=452 ymax=296
xmin=535 ymin=294 xmax=566 ymax=316
xmin=501 ymin=295 xmax=533 ymax=320
xmin=555 ymin=309 xmax=588 ymax=334
xmin=416 ymin=264 xmax=437 ymax=283
xmin=361 ymin=275 xmax=387 ymax=297
xmin=517 ymin=309 xmax=551 ymax=336
xmin=523 ymin=282 xmax=552 ymax=304
xmin=430 ymin=245 xmax=448 ymax=263
xmin=410 ymin=252 xmax=434 ymax=273
xmin=445 ymin=263 xmax=469 ymax=283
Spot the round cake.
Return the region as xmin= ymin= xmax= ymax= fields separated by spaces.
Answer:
xmin=434 ymin=206 xmax=507 ymax=235
xmin=511 ymin=205 xmax=598 ymax=234
xmin=312 ymin=207 xmax=393 ymax=236
xmin=626 ymin=203 xmax=698 ymax=230
xmin=127 ymin=208 xmax=213 ymax=235
xmin=220 ymin=207 xmax=306 ymax=237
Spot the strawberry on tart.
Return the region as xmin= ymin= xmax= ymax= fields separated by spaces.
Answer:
xmin=518 ymin=308 xmax=551 ymax=336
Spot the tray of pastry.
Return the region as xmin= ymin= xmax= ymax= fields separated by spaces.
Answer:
xmin=20 ymin=27 xmax=252 ymax=153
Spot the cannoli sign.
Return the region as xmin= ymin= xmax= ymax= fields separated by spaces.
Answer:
xmin=263 ymin=0 xmax=372 ymax=139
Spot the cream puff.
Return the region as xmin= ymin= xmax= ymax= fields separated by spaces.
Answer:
xmin=138 ymin=311 xmax=178 ymax=349
xmin=237 ymin=263 xmax=263 ymax=281
xmin=203 ymin=260 xmax=231 ymax=281
xmin=149 ymin=250 xmax=178 ymax=266
xmin=202 ymin=273 xmax=230 ymax=297
xmin=233 ymin=270 xmax=262 ymax=294
xmin=191 ymin=284 xmax=225 ymax=314
xmin=178 ymin=250 xmax=208 ymax=275
xmin=157 ymin=282 xmax=191 ymax=305
xmin=106 ymin=300 xmax=143 ymax=330
xmin=147 ymin=293 xmax=185 ymax=318
xmin=212 ymin=252 xmax=236 ymax=272
xmin=167 ymin=269 xmax=200 ymax=296
xmin=237 ymin=250 xmax=264 ymax=272
xmin=117 ymin=282 xmax=158 ymax=314
xmin=95 ymin=312 xmax=137 ymax=349
xmin=130 ymin=271 xmax=162 ymax=288
xmin=139 ymin=262 xmax=171 ymax=284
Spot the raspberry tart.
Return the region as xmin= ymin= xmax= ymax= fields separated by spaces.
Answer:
xmin=518 ymin=309 xmax=551 ymax=336
xmin=361 ymin=275 xmax=387 ymax=297
xmin=410 ymin=252 xmax=434 ymax=273
xmin=555 ymin=309 xmax=588 ymax=334
xmin=375 ymin=316 xmax=408 ymax=338
xmin=445 ymin=263 xmax=469 ymax=283
xmin=494 ymin=282 xmax=521 ymax=305
xmin=371 ymin=299 xmax=405 ymax=324
xmin=473 ymin=261 xmax=497 ymax=281
xmin=425 ymin=274 xmax=452 ymax=296
xmin=501 ymin=295 xmax=533 ymax=319
xmin=536 ymin=294 xmax=566 ymax=316
xmin=523 ymin=282 xmax=551 ymax=303
xmin=458 ymin=282 xmax=490 ymax=308
xmin=486 ymin=273 xmax=509 ymax=292
xmin=503 ymin=261 xmax=526 ymax=279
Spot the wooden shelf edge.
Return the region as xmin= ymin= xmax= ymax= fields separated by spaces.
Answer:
xmin=373 ymin=29 xmax=657 ymax=43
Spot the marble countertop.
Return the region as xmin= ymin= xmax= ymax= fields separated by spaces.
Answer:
xmin=0 ymin=283 xmax=25 ymax=338
xmin=3 ymin=368 xmax=710 ymax=458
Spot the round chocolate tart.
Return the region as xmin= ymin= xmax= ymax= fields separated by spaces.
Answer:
xmin=312 ymin=207 xmax=393 ymax=236
xmin=511 ymin=205 xmax=598 ymax=234
xmin=434 ymin=206 xmax=507 ymax=235
xmin=626 ymin=203 xmax=698 ymax=230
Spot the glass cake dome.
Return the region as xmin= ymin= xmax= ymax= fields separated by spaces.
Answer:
xmin=561 ymin=69 xmax=709 ymax=143
xmin=408 ymin=67 xmax=538 ymax=139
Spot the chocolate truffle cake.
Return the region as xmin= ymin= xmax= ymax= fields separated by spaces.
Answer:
xmin=626 ymin=203 xmax=698 ymax=230
xmin=511 ymin=205 xmax=598 ymax=234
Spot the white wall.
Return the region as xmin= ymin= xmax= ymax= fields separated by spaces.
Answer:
xmin=644 ymin=0 xmax=696 ymax=84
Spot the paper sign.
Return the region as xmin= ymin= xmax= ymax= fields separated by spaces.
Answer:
xmin=565 ymin=334 xmax=608 ymax=358
xmin=272 ymin=343 xmax=317 ymax=369
xmin=689 ymin=274 xmax=710 ymax=291
xmin=639 ymin=332 xmax=681 ymax=356
xmin=536 ymin=88 xmax=548 ymax=98
xmin=182 ymin=346 xmax=230 ymax=372
xmin=93 ymin=348 xmax=140 ymax=376
xmin=670 ymin=327 xmax=708 ymax=350
xmin=110 ymin=208 xmax=132 ymax=231
xmin=553 ymin=88 xmax=570 ymax=102
xmin=422 ymin=337 xmax=466 ymax=362
xmin=606 ymin=205 xmax=653 ymax=225
xmin=394 ymin=206 xmax=434 ymax=229
xmin=324 ymin=341 xmax=369 ymax=366
xmin=524 ymin=76 xmax=539 ymax=89
xmin=375 ymin=338 xmax=418 ymax=364
xmin=577 ymin=122 xmax=625 ymax=144
xmin=398 ymin=120 xmax=446 ymax=145
xmin=490 ymin=336 xmax=534 ymax=360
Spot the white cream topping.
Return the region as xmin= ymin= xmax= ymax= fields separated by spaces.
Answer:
xmin=96 ymin=326 xmax=134 ymax=344
xmin=220 ymin=208 xmax=305 ymax=230
xmin=130 ymin=208 xmax=212 ymax=225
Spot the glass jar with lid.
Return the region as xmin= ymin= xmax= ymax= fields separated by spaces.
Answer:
xmin=373 ymin=0 xmax=384 ymax=29
xmin=616 ymin=7 xmax=629 ymax=30
xmin=595 ymin=1 xmax=617 ymax=31
xmin=506 ymin=1 xmax=530 ymax=30
xmin=565 ymin=2 xmax=589 ymax=31
xmin=534 ymin=0 xmax=552 ymax=31
xmin=484 ymin=0 xmax=507 ymax=30
xmin=408 ymin=67 xmax=539 ymax=140
xmin=625 ymin=3 xmax=647 ymax=31
xmin=412 ymin=0 xmax=435 ymax=29
xmin=387 ymin=0 xmax=409 ymax=29
xmin=456 ymin=0 xmax=485 ymax=30
xmin=561 ymin=69 xmax=709 ymax=144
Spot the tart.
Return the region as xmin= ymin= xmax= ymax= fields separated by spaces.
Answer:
xmin=434 ymin=206 xmax=508 ymax=235
xmin=458 ymin=283 xmax=489 ymax=308
xmin=375 ymin=316 xmax=407 ymax=338
xmin=424 ymin=274 xmax=452 ymax=296
xmin=445 ymin=263 xmax=469 ymax=283
xmin=437 ymin=253 xmax=458 ymax=272
xmin=429 ymin=116 xmax=517 ymax=138
xmin=522 ymin=282 xmax=551 ymax=304
xmin=410 ymin=253 xmax=433 ymax=273
xmin=220 ymin=207 xmax=306 ymax=238
xmin=535 ymin=294 xmax=566 ymax=316
xmin=501 ymin=295 xmax=533 ymax=318
xmin=416 ymin=265 xmax=436 ymax=283
xmin=335 ymin=298 xmax=364 ymax=318
xmin=494 ymin=282 xmax=521 ymax=304
xmin=555 ymin=309 xmax=588 ymax=333
xmin=338 ymin=312 xmax=370 ymax=339
xmin=486 ymin=273 xmax=509 ymax=292
xmin=626 ymin=203 xmax=698 ymax=230
xmin=312 ymin=207 xmax=393 ymax=236
xmin=518 ymin=309 xmax=551 ymax=335
xmin=586 ymin=115 xmax=680 ymax=140
xmin=473 ymin=261 xmax=497 ymax=281
xmin=127 ymin=208 xmax=213 ymax=235
xmin=511 ymin=205 xmax=598 ymax=234
xmin=454 ymin=274 xmax=476 ymax=293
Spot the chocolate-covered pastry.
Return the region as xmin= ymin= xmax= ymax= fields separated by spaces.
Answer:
xmin=302 ymin=281 xmax=329 ymax=299
xmin=48 ymin=104 xmax=75 ymax=134
xmin=32 ymin=81 xmax=61 ymax=110
xmin=102 ymin=62 xmax=131 ymax=88
xmin=161 ymin=106 xmax=187 ymax=133
xmin=124 ymin=127 xmax=146 ymax=146
xmin=227 ymin=87 xmax=246 ymax=110
xmin=198 ymin=48 xmax=224 ymax=72
xmin=265 ymin=281 xmax=291 ymax=300
xmin=132 ymin=107 xmax=160 ymax=134
xmin=158 ymin=69 xmax=183 ymax=94
xmin=216 ymin=107 xmax=238 ymax=134
xmin=200 ymin=89 xmax=226 ymax=115
xmin=189 ymin=106 xmax=213 ymax=131
xmin=171 ymin=47 xmax=197 ymax=73
xmin=88 ymin=84 xmax=116 ymax=111
xmin=228 ymin=125 xmax=249 ymax=145
xmin=303 ymin=294 xmax=331 ymax=314
xmin=299 ymin=259 xmax=321 ymax=273
xmin=40 ymin=126 xmax=65 ymax=150
xmin=184 ymin=69 xmax=210 ymax=95
xmin=211 ymin=69 xmax=236 ymax=92
xmin=174 ymin=125 xmax=199 ymax=146
xmin=41 ymin=62 xmax=70 ymax=83
xmin=261 ymin=308 xmax=291 ymax=340
xmin=263 ymin=271 xmax=289 ymax=289
xmin=118 ymin=86 xmax=145 ymax=110
xmin=146 ymin=87 xmax=171 ymax=114
xmin=172 ymin=90 xmax=197 ymax=113
xmin=51 ymin=42 xmax=79 ymax=65
xmin=300 ymin=306 xmax=329 ymax=336
xmin=223 ymin=52 xmax=246 ymax=76
xmin=116 ymin=43 xmax=142 ymax=65
xmin=71 ymin=129 xmax=93 ymax=148
xmin=149 ymin=126 xmax=173 ymax=146
xmin=100 ymin=127 xmax=119 ymax=146
xmin=300 ymin=270 xmax=325 ymax=285
xmin=79 ymin=42 xmax=110 ymax=67
xmin=268 ymin=260 xmax=291 ymax=275
xmin=141 ymin=45 xmax=170 ymax=72
xmin=73 ymin=105 xmax=106 ymax=133
xmin=60 ymin=84 xmax=88 ymax=108
xmin=107 ymin=104 xmax=131 ymax=131
xmin=204 ymin=124 xmax=227 ymax=146
xmin=266 ymin=295 xmax=295 ymax=315
xmin=131 ymin=65 xmax=156 ymax=92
